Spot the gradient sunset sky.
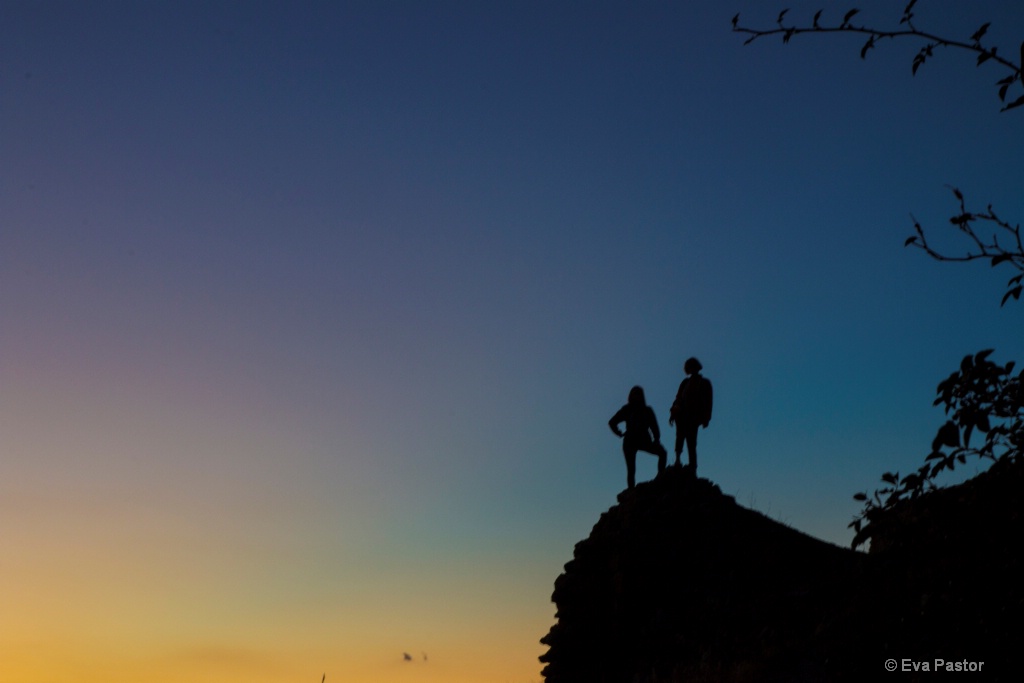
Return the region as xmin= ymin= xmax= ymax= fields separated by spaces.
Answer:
xmin=3 ymin=1 xmax=1023 ymax=681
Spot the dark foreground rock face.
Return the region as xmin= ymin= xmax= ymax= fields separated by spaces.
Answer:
xmin=862 ymin=456 xmax=1024 ymax=682
xmin=539 ymin=461 xmax=1024 ymax=682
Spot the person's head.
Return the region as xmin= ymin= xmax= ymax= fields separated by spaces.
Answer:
xmin=628 ymin=385 xmax=646 ymax=406
xmin=684 ymin=357 xmax=702 ymax=375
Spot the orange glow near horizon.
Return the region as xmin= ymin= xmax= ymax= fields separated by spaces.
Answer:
xmin=2 ymin=550 xmax=552 ymax=683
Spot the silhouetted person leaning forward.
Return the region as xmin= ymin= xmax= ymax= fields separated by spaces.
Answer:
xmin=669 ymin=357 xmax=713 ymax=476
xmin=609 ymin=385 xmax=668 ymax=490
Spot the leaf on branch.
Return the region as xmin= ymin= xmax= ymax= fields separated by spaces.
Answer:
xmin=861 ymin=35 xmax=876 ymax=59
xmin=904 ymin=236 xmax=917 ymax=247
xmin=1001 ymin=93 xmax=1024 ymax=111
xmin=934 ymin=421 xmax=961 ymax=450
xmin=853 ymin=492 xmax=867 ymax=501
xmin=901 ymin=0 xmax=917 ymax=24
xmin=731 ymin=13 xmax=739 ymax=29
xmin=1002 ymin=285 xmax=1023 ymax=306
xmin=842 ymin=8 xmax=859 ymax=28
xmin=1009 ymin=274 xmax=1024 ymax=286
xmin=996 ymin=76 xmax=1016 ymax=103
xmin=777 ymin=8 xmax=789 ymax=25
xmin=975 ymin=349 xmax=994 ymax=364
xmin=971 ymin=22 xmax=991 ymax=44
xmin=813 ymin=10 xmax=822 ymax=29
xmin=880 ymin=471 xmax=898 ymax=485
xmin=912 ymin=52 xmax=926 ymax=76
xmin=783 ymin=28 xmax=795 ymax=44
xmin=950 ymin=213 xmax=973 ymax=226
xmin=991 ymin=253 xmax=1012 ymax=266
xmin=978 ymin=51 xmax=993 ymax=67
xmin=901 ymin=472 xmax=921 ymax=490
xmin=950 ymin=186 xmax=964 ymax=201
xmin=961 ymin=353 xmax=974 ymax=373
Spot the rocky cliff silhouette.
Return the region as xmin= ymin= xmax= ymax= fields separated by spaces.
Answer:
xmin=540 ymin=461 xmax=1024 ymax=682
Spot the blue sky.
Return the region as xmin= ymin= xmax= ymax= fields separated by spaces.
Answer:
xmin=2 ymin=1 xmax=1023 ymax=681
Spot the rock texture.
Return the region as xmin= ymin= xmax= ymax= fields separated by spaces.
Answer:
xmin=539 ymin=460 xmax=1024 ymax=682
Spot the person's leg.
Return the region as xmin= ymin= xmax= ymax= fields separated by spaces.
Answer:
xmin=655 ymin=441 xmax=667 ymax=473
xmin=623 ymin=445 xmax=637 ymax=489
xmin=638 ymin=439 xmax=667 ymax=476
xmin=685 ymin=422 xmax=699 ymax=473
xmin=674 ymin=425 xmax=683 ymax=467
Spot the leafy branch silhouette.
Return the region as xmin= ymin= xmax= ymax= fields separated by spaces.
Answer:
xmin=733 ymin=2 xmax=1024 ymax=549
xmin=849 ymin=350 xmax=1023 ymax=549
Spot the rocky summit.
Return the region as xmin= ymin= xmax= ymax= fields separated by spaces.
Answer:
xmin=539 ymin=460 xmax=1024 ymax=682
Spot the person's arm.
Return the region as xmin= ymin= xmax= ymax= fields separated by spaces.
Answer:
xmin=669 ymin=380 xmax=686 ymax=426
xmin=648 ymin=407 xmax=661 ymax=442
xmin=609 ymin=406 xmax=626 ymax=437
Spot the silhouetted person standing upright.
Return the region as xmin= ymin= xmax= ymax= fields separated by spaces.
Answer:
xmin=609 ymin=386 xmax=667 ymax=490
xmin=669 ymin=357 xmax=713 ymax=475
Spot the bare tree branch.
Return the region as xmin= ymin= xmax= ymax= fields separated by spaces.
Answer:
xmin=735 ymin=6 xmax=1024 ymax=305
xmin=905 ymin=188 xmax=1024 ymax=306
xmin=732 ymin=4 xmax=1024 ymax=111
